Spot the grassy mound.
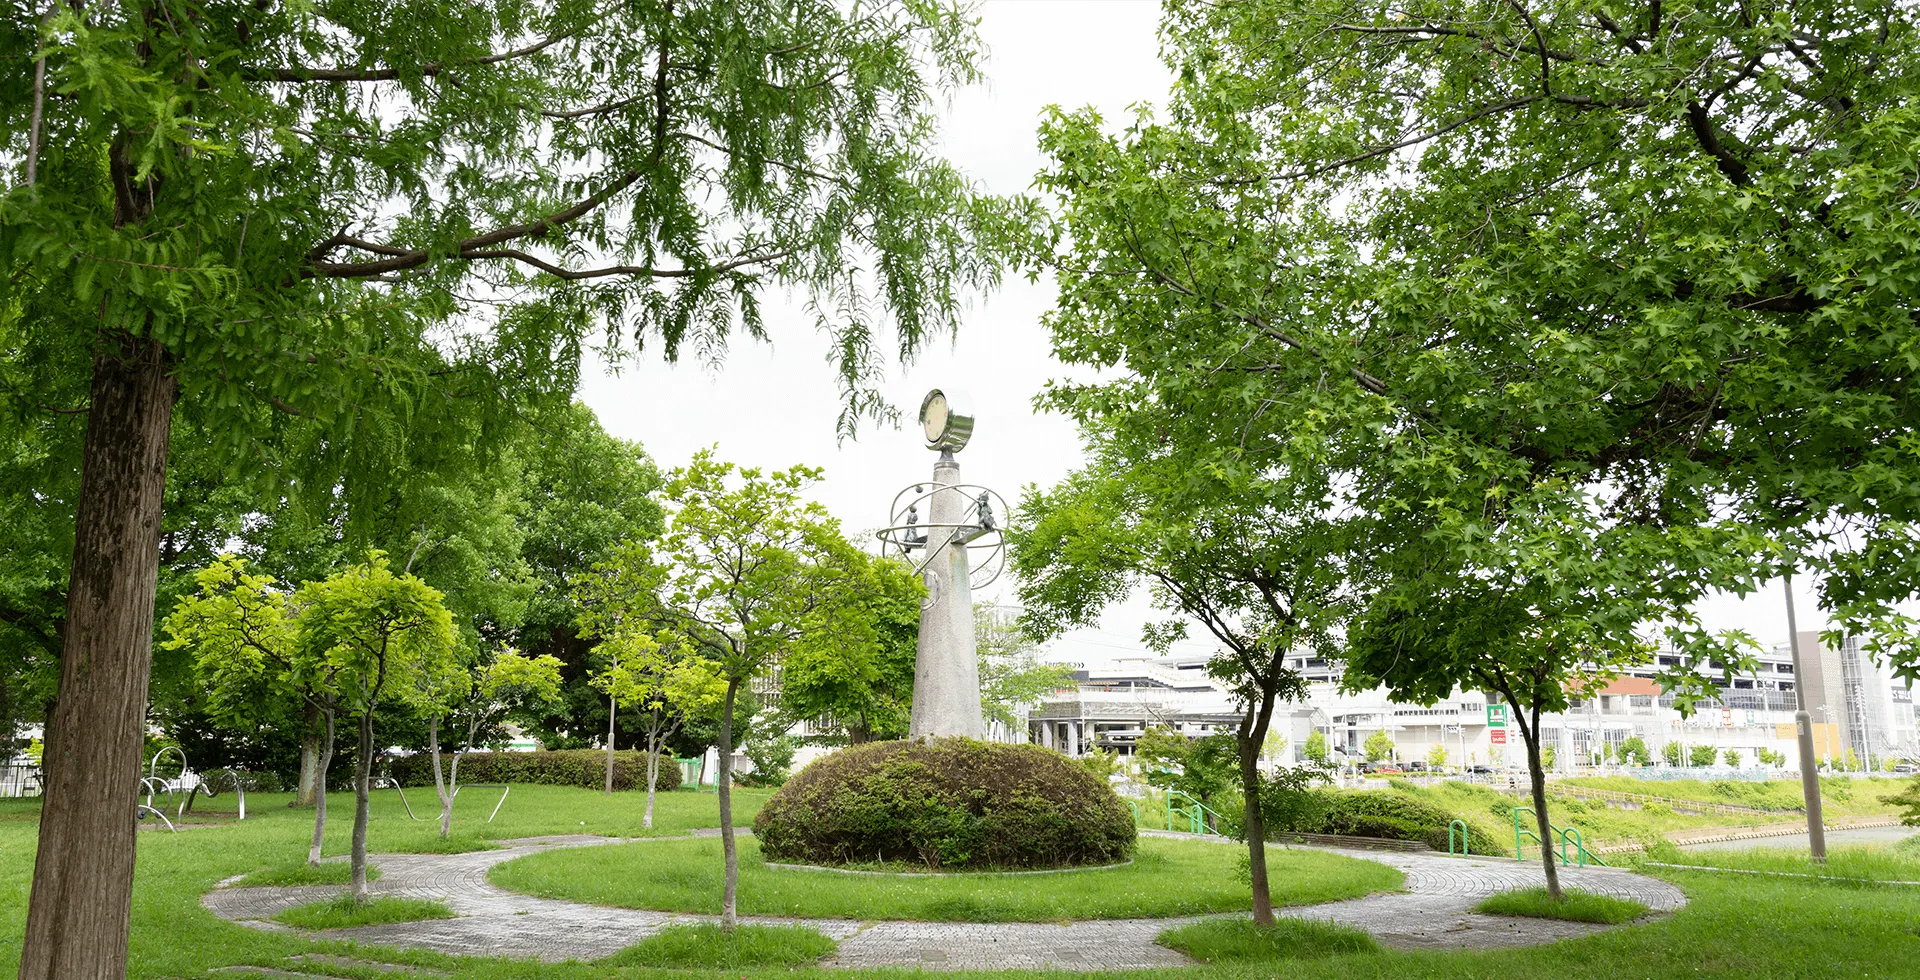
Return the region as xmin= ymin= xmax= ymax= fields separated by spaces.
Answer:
xmin=272 ymin=895 xmax=455 ymax=930
xmin=1158 ymin=918 xmax=1380 ymax=961
xmin=1474 ymin=888 xmax=1648 ymax=924
xmin=489 ymin=835 xmax=1402 ymax=921
xmin=753 ymin=737 xmax=1136 ymax=869
xmin=602 ymin=924 xmax=836 ymax=968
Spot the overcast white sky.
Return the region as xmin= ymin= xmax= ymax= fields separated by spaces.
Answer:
xmin=577 ymin=0 xmax=1831 ymax=666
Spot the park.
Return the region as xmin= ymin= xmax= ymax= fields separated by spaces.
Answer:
xmin=4 ymin=2 xmax=1920 ymax=980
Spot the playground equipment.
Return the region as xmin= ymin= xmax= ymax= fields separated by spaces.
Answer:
xmin=373 ymin=776 xmax=512 ymax=823
xmin=1166 ymin=789 xmax=1227 ymax=836
xmin=1511 ymin=806 xmax=1607 ymax=867
xmin=1448 ymin=818 xmax=1471 ymax=856
xmin=140 ymin=746 xmax=250 ymax=827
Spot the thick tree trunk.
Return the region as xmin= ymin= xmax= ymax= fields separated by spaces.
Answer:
xmin=296 ymin=702 xmax=322 ymax=807
xmin=308 ymin=710 xmax=335 ymax=866
xmin=351 ymin=712 xmax=375 ymax=903
xmin=1238 ymin=694 xmax=1277 ymax=927
xmin=716 ymin=678 xmax=741 ymax=930
xmin=1519 ymin=711 xmax=1562 ymax=899
xmin=605 ymin=692 xmax=618 ymax=796
xmin=19 ymin=333 xmax=174 ymax=980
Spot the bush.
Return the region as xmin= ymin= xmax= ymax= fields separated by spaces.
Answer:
xmin=1312 ymin=790 xmax=1509 ymax=856
xmin=384 ymin=749 xmax=680 ymax=792
xmin=752 ymin=738 xmax=1137 ymax=869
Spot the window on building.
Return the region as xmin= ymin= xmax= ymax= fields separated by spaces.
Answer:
xmin=1658 ymin=655 xmax=1680 ymax=666
xmin=1776 ymin=663 xmax=1794 ymax=673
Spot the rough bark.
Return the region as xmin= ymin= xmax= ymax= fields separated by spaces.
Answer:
xmin=1237 ymin=691 xmax=1278 ymax=927
xmin=18 ymin=332 xmax=174 ymax=980
xmin=308 ymin=708 xmax=335 ymax=865
xmin=716 ymin=678 xmax=741 ymax=930
xmin=350 ymin=711 xmax=376 ymax=902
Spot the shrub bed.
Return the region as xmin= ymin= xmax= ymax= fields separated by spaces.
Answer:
xmin=753 ymin=738 xmax=1136 ymax=869
xmin=1304 ymin=790 xmax=1509 ymax=856
xmin=384 ymin=750 xmax=680 ymax=792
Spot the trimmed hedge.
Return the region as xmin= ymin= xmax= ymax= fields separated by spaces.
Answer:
xmin=385 ymin=750 xmax=680 ymax=792
xmin=753 ymin=738 xmax=1137 ymax=869
xmin=1307 ymin=790 xmax=1509 ymax=856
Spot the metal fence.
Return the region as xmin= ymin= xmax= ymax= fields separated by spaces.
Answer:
xmin=1 ymin=762 xmax=43 ymax=798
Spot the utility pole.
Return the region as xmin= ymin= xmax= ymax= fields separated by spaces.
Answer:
xmin=1783 ymin=570 xmax=1828 ymax=863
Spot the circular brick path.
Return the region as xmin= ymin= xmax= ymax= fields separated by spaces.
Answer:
xmin=201 ymin=834 xmax=1686 ymax=971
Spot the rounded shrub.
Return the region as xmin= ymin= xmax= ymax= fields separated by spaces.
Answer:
xmin=752 ymin=738 xmax=1137 ymax=870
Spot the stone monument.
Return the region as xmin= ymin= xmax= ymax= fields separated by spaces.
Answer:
xmin=879 ymin=389 xmax=1008 ymax=740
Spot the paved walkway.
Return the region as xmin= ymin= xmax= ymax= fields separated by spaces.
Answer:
xmin=201 ymin=835 xmax=1687 ymax=971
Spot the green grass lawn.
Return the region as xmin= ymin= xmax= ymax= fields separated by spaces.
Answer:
xmin=231 ymin=861 xmax=381 ymax=888
xmin=3 ymin=788 xmax=1919 ymax=979
xmin=487 ymin=835 xmax=1403 ymax=921
xmin=1474 ymin=888 xmax=1649 ymax=924
xmin=601 ymin=924 xmax=838 ymax=968
xmin=1158 ymin=919 xmax=1380 ymax=962
xmin=1632 ymin=839 xmax=1920 ymax=884
xmin=273 ymin=895 xmax=455 ymax=930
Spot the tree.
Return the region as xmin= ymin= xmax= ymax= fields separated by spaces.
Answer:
xmin=1885 ymin=779 xmax=1920 ymax=827
xmin=1691 ymin=744 xmax=1722 ymax=769
xmin=1011 ymin=440 xmax=1354 ymax=927
xmin=1664 ymin=741 xmax=1685 ymax=768
xmin=589 ymin=622 xmax=723 ymax=827
xmin=1621 ymin=737 xmax=1652 ymax=768
xmin=417 ymin=647 xmax=564 ymax=838
xmin=1363 ymin=730 xmax=1394 ymax=764
xmin=1724 ymin=749 xmax=1744 ymax=769
xmin=164 ymin=556 xmax=342 ymax=865
xmin=775 ymin=552 xmax=923 ymax=744
xmin=6 ymin=0 xmax=1014 ymax=971
xmin=1262 ymin=730 xmax=1290 ymax=768
xmin=295 ymin=554 xmax=461 ymax=902
xmin=1427 ymin=745 xmax=1447 ymax=770
xmin=1304 ymin=730 xmax=1331 ymax=767
xmin=647 ymin=451 xmax=857 ymax=929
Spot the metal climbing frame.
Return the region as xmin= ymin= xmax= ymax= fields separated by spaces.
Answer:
xmin=1511 ymin=806 xmax=1607 ymax=867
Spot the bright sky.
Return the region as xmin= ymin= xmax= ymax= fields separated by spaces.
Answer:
xmin=577 ymin=0 xmax=1833 ymax=667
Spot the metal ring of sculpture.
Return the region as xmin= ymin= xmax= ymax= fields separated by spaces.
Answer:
xmin=874 ymin=482 xmax=1009 ymax=591
xmin=142 ymin=747 xmax=250 ymax=822
xmin=135 ymin=804 xmax=177 ymax=832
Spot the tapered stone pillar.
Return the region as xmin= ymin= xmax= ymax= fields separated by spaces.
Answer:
xmin=909 ymin=451 xmax=985 ymax=739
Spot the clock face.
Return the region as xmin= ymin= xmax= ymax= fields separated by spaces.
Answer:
xmin=922 ymin=391 xmax=949 ymax=442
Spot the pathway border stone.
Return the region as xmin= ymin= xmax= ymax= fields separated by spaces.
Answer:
xmin=200 ymin=833 xmax=1687 ymax=971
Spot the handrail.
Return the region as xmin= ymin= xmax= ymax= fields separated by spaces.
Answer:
xmin=1555 ymin=784 xmax=1798 ymax=816
xmin=1448 ymin=819 xmax=1470 ymax=856
xmin=1166 ymin=790 xmax=1226 ymax=836
xmin=1512 ymin=807 xmax=1608 ymax=868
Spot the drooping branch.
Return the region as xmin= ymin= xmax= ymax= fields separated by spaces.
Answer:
xmin=249 ymin=33 xmax=575 ymax=83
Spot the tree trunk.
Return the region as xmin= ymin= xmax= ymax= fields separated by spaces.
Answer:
xmin=1238 ymin=693 xmax=1277 ymax=927
xmin=296 ymin=702 xmax=322 ymax=807
xmin=643 ymin=731 xmax=660 ymax=831
xmin=19 ymin=333 xmax=174 ymax=980
xmin=309 ymin=709 xmax=335 ymax=865
xmin=1518 ymin=709 xmax=1563 ymax=899
xmin=605 ymin=691 xmax=618 ymax=796
xmin=351 ymin=711 xmax=375 ymax=903
xmin=429 ymin=716 xmax=453 ymax=839
xmin=716 ymin=678 xmax=741 ymax=930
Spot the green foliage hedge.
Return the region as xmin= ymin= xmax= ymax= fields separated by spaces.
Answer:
xmin=385 ymin=750 xmax=680 ymax=792
xmin=752 ymin=738 xmax=1137 ymax=869
xmin=1305 ymin=790 xmax=1509 ymax=856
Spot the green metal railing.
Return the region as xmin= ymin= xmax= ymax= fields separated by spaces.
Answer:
xmin=1511 ymin=807 xmax=1607 ymax=867
xmin=1167 ymin=790 xmax=1226 ymax=836
xmin=1448 ymin=819 xmax=1471 ymax=856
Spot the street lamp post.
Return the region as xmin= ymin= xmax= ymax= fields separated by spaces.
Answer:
xmin=1783 ymin=570 xmax=1828 ymax=863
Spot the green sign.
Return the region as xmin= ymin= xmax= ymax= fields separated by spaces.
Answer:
xmin=1486 ymin=704 xmax=1507 ymax=728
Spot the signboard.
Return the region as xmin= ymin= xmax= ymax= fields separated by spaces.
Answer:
xmin=1721 ymin=708 xmax=1733 ymax=727
xmin=1490 ymin=729 xmax=1507 ymax=744
xmin=1486 ymin=704 xmax=1507 ymax=728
